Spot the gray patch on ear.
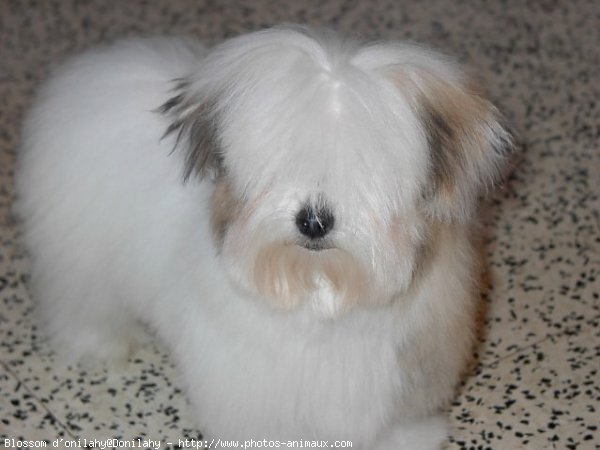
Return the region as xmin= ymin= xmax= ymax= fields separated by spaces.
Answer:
xmin=158 ymin=79 xmax=223 ymax=182
xmin=421 ymin=102 xmax=466 ymax=197
xmin=418 ymin=86 xmax=516 ymax=222
xmin=489 ymin=118 xmax=516 ymax=160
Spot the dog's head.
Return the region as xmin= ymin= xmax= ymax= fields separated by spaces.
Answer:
xmin=161 ymin=26 xmax=514 ymax=316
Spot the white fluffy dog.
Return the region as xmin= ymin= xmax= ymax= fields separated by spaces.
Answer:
xmin=16 ymin=26 xmax=513 ymax=449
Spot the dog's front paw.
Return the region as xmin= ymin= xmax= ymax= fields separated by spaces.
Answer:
xmin=374 ymin=416 xmax=448 ymax=450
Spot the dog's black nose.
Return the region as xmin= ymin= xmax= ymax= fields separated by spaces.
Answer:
xmin=295 ymin=205 xmax=334 ymax=239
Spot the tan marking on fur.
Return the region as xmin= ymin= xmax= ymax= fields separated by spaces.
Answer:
xmin=392 ymin=70 xmax=508 ymax=220
xmin=253 ymin=243 xmax=368 ymax=312
xmin=406 ymin=218 xmax=470 ymax=300
xmin=210 ymin=178 xmax=243 ymax=247
xmin=418 ymin=74 xmax=493 ymax=195
xmin=388 ymin=214 xmax=434 ymax=288
xmin=388 ymin=211 xmax=472 ymax=298
xmin=396 ymin=223 xmax=479 ymax=414
xmin=410 ymin=222 xmax=438 ymax=286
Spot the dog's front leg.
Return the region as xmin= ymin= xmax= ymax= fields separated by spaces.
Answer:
xmin=373 ymin=416 xmax=448 ymax=450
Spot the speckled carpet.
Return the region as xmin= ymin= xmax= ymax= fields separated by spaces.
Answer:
xmin=0 ymin=1 xmax=598 ymax=449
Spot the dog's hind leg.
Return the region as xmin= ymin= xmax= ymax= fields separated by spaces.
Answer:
xmin=31 ymin=260 xmax=144 ymax=367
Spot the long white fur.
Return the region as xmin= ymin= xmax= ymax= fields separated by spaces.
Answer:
xmin=16 ymin=27 xmax=511 ymax=449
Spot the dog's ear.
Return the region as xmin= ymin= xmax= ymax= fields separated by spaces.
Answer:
xmin=158 ymin=78 xmax=223 ymax=182
xmin=401 ymin=69 xmax=514 ymax=222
